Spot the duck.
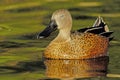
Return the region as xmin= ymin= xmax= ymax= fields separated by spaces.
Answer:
xmin=37 ymin=9 xmax=113 ymax=59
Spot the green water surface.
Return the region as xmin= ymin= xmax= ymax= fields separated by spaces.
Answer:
xmin=0 ymin=0 xmax=120 ymax=80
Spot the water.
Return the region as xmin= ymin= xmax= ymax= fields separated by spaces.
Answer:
xmin=0 ymin=55 xmax=120 ymax=80
xmin=0 ymin=0 xmax=120 ymax=79
xmin=41 ymin=56 xmax=120 ymax=80
xmin=43 ymin=57 xmax=109 ymax=80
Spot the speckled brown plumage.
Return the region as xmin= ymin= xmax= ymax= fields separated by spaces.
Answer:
xmin=44 ymin=33 xmax=109 ymax=59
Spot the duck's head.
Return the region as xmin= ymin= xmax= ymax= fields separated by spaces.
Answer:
xmin=37 ymin=9 xmax=72 ymax=38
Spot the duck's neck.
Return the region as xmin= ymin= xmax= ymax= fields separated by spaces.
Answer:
xmin=53 ymin=29 xmax=71 ymax=43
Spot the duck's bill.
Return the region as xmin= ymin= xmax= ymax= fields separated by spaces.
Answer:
xmin=37 ymin=20 xmax=57 ymax=39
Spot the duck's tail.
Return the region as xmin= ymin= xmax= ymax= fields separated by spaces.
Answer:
xmin=92 ymin=16 xmax=113 ymax=41
xmin=92 ymin=16 xmax=109 ymax=32
xmin=77 ymin=16 xmax=113 ymax=41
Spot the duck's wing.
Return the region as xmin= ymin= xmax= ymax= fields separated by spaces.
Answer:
xmin=76 ymin=16 xmax=113 ymax=41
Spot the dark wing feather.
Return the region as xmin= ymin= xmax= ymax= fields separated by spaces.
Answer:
xmin=109 ymin=37 xmax=114 ymax=41
xmin=100 ymin=31 xmax=113 ymax=37
xmin=76 ymin=16 xmax=113 ymax=41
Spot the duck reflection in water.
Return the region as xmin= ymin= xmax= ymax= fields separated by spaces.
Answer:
xmin=44 ymin=56 xmax=109 ymax=79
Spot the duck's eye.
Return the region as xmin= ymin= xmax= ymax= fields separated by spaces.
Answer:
xmin=60 ymin=14 xmax=64 ymax=18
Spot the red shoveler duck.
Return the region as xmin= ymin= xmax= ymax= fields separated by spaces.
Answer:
xmin=37 ymin=9 xmax=113 ymax=59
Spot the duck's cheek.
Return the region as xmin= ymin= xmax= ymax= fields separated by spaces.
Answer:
xmin=56 ymin=22 xmax=64 ymax=30
xmin=57 ymin=25 xmax=63 ymax=30
xmin=57 ymin=26 xmax=61 ymax=29
xmin=56 ymin=22 xmax=60 ymax=29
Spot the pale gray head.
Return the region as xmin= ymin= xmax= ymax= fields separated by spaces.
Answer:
xmin=37 ymin=9 xmax=72 ymax=38
xmin=51 ymin=9 xmax=72 ymax=30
